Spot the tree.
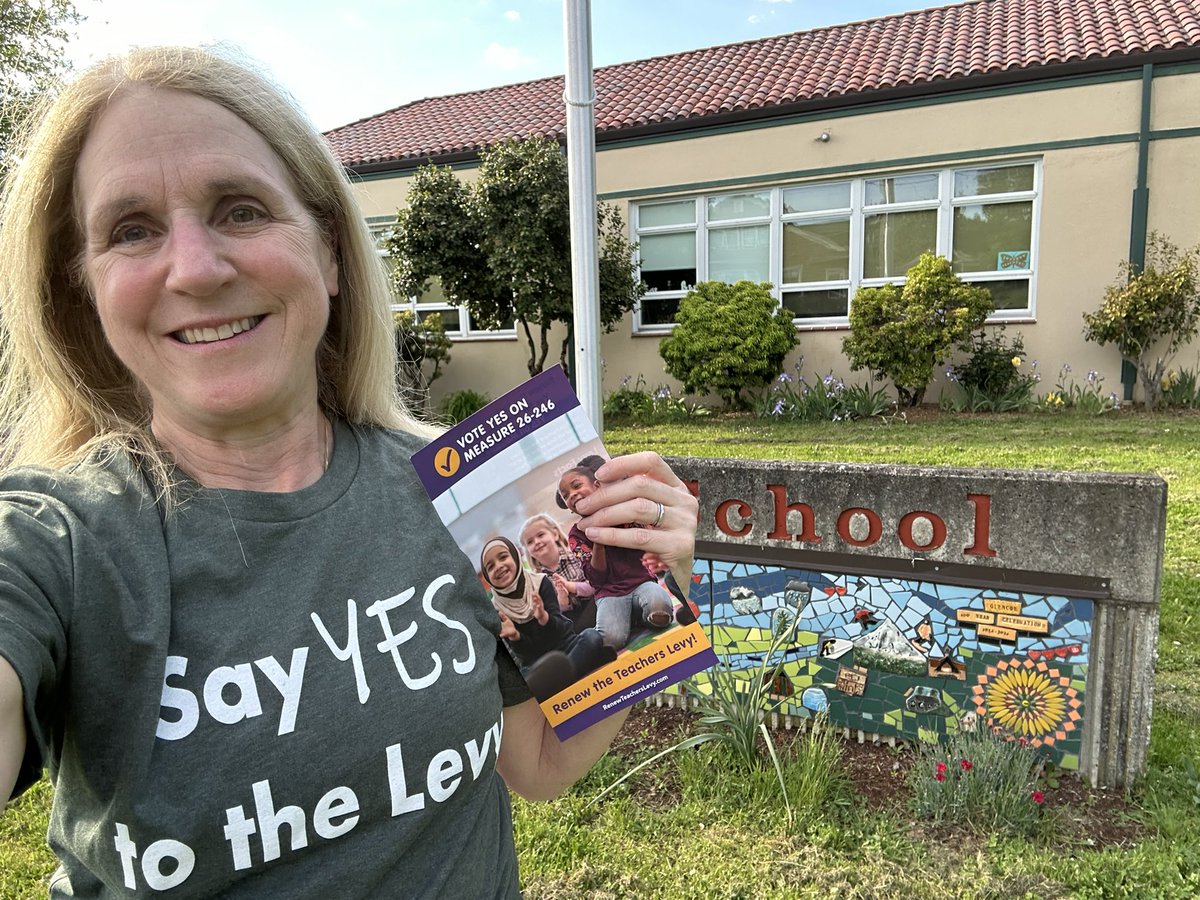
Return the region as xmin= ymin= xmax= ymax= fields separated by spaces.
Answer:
xmin=842 ymin=253 xmax=994 ymax=407
xmin=385 ymin=136 xmax=644 ymax=378
xmin=1083 ymin=233 xmax=1200 ymax=410
xmin=659 ymin=280 xmax=796 ymax=409
xmin=1 ymin=0 xmax=79 ymax=174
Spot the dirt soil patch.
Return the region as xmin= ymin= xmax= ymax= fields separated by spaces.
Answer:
xmin=613 ymin=704 xmax=1145 ymax=849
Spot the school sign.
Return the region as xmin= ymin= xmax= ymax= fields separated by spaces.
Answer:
xmin=670 ymin=457 xmax=1166 ymax=789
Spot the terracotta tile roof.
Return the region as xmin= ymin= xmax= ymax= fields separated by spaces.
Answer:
xmin=326 ymin=0 xmax=1200 ymax=170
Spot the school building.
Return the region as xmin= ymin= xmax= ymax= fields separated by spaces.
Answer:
xmin=325 ymin=0 xmax=1200 ymax=405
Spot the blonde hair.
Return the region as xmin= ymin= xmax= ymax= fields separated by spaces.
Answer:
xmin=518 ymin=513 xmax=570 ymax=564
xmin=0 ymin=45 xmax=435 ymax=497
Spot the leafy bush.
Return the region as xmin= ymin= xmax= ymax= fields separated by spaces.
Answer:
xmin=1162 ymin=363 xmax=1200 ymax=409
xmin=942 ymin=330 xmax=1039 ymax=412
xmin=843 ymin=253 xmax=994 ymax=406
xmin=659 ymin=281 xmax=796 ymax=409
xmin=439 ymin=389 xmax=490 ymax=425
xmin=603 ymin=375 xmax=708 ymax=423
xmin=1083 ymin=232 xmax=1200 ymax=410
xmin=908 ymin=728 xmax=1055 ymax=838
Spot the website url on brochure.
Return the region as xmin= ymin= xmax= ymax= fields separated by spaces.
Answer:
xmin=600 ymin=674 xmax=669 ymax=712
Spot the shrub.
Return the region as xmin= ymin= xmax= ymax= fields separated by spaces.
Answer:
xmin=908 ymin=728 xmax=1054 ymax=838
xmin=1163 ymin=363 xmax=1200 ymax=409
xmin=602 ymin=375 xmax=708 ymax=424
xmin=659 ymin=280 xmax=796 ymax=409
xmin=439 ymin=389 xmax=490 ymax=425
xmin=943 ymin=330 xmax=1039 ymax=412
xmin=1083 ymin=232 xmax=1200 ymax=410
xmin=843 ymin=253 xmax=994 ymax=407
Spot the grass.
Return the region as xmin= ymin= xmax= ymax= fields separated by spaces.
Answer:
xmin=4 ymin=409 xmax=1199 ymax=897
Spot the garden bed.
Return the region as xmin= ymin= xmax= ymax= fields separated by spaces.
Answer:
xmin=612 ymin=703 xmax=1144 ymax=850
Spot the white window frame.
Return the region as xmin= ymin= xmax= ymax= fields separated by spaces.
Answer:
xmin=370 ymin=221 xmax=516 ymax=341
xmin=631 ymin=159 xmax=1041 ymax=334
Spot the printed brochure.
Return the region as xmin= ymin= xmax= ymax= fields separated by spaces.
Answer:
xmin=411 ymin=366 xmax=716 ymax=739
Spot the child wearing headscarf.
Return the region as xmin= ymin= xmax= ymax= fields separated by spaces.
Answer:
xmin=480 ymin=536 xmax=613 ymax=701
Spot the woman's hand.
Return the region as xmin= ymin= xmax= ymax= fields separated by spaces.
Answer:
xmin=571 ymin=452 xmax=697 ymax=597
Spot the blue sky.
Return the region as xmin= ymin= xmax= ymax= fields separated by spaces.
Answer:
xmin=68 ymin=0 xmax=934 ymax=130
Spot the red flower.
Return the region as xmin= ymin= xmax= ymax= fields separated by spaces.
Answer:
xmin=960 ymin=759 xmax=973 ymax=772
xmin=1017 ymin=737 xmax=1029 ymax=748
xmin=935 ymin=762 xmax=947 ymax=774
xmin=1031 ymin=790 xmax=1045 ymax=805
xmin=934 ymin=773 xmax=946 ymax=782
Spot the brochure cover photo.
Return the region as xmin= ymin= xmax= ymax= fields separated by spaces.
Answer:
xmin=411 ymin=367 xmax=717 ymax=740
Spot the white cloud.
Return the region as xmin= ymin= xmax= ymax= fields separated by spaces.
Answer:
xmin=504 ymin=9 xmax=520 ymax=21
xmin=483 ymin=41 xmax=536 ymax=71
xmin=748 ymin=14 xmax=763 ymax=24
xmin=764 ymin=0 xmax=793 ymax=4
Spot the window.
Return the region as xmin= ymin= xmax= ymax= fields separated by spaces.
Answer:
xmin=370 ymin=220 xmax=515 ymax=340
xmin=632 ymin=161 xmax=1039 ymax=331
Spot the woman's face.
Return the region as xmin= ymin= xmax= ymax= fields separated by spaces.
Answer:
xmin=521 ymin=522 xmax=561 ymax=567
xmin=74 ymin=87 xmax=339 ymax=434
xmin=558 ymin=470 xmax=597 ymax=514
xmin=483 ymin=544 xmax=519 ymax=590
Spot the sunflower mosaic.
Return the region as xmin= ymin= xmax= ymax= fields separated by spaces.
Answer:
xmin=972 ymin=657 xmax=1082 ymax=747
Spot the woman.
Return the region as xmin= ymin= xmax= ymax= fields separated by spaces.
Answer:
xmin=0 ymin=47 xmax=698 ymax=897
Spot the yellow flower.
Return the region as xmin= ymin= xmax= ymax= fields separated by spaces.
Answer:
xmin=1011 ymin=356 xmax=1022 ymax=367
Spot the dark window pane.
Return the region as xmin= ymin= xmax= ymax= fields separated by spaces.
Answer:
xmin=952 ymin=202 xmax=1032 ymax=273
xmin=863 ymin=209 xmax=937 ymax=278
xmin=422 ymin=309 xmax=461 ymax=333
xmin=641 ymin=270 xmax=695 ymax=293
xmin=783 ymin=218 xmax=850 ymax=283
xmin=784 ymin=289 xmax=849 ymax=319
xmin=977 ymin=279 xmax=1029 ymax=311
xmin=640 ymin=295 xmax=681 ymax=325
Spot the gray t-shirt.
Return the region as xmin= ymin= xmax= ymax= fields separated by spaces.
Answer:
xmin=0 ymin=421 xmax=531 ymax=898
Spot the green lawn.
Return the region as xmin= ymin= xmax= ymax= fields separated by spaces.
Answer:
xmin=512 ymin=410 xmax=1200 ymax=899
xmin=3 ymin=411 xmax=1198 ymax=898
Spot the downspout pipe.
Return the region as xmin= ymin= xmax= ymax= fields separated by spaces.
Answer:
xmin=1124 ymin=63 xmax=1154 ymax=401
xmin=563 ymin=0 xmax=603 ymax=432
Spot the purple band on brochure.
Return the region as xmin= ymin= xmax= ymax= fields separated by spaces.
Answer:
xmin=412 ymin=367 xmax=581 ymax=499
xmin=550 ymin=647 xmax=719 ymax=741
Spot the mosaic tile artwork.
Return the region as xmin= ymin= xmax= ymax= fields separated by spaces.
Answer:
xmin=679 ymin=559 xmax=1094 ymax=769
